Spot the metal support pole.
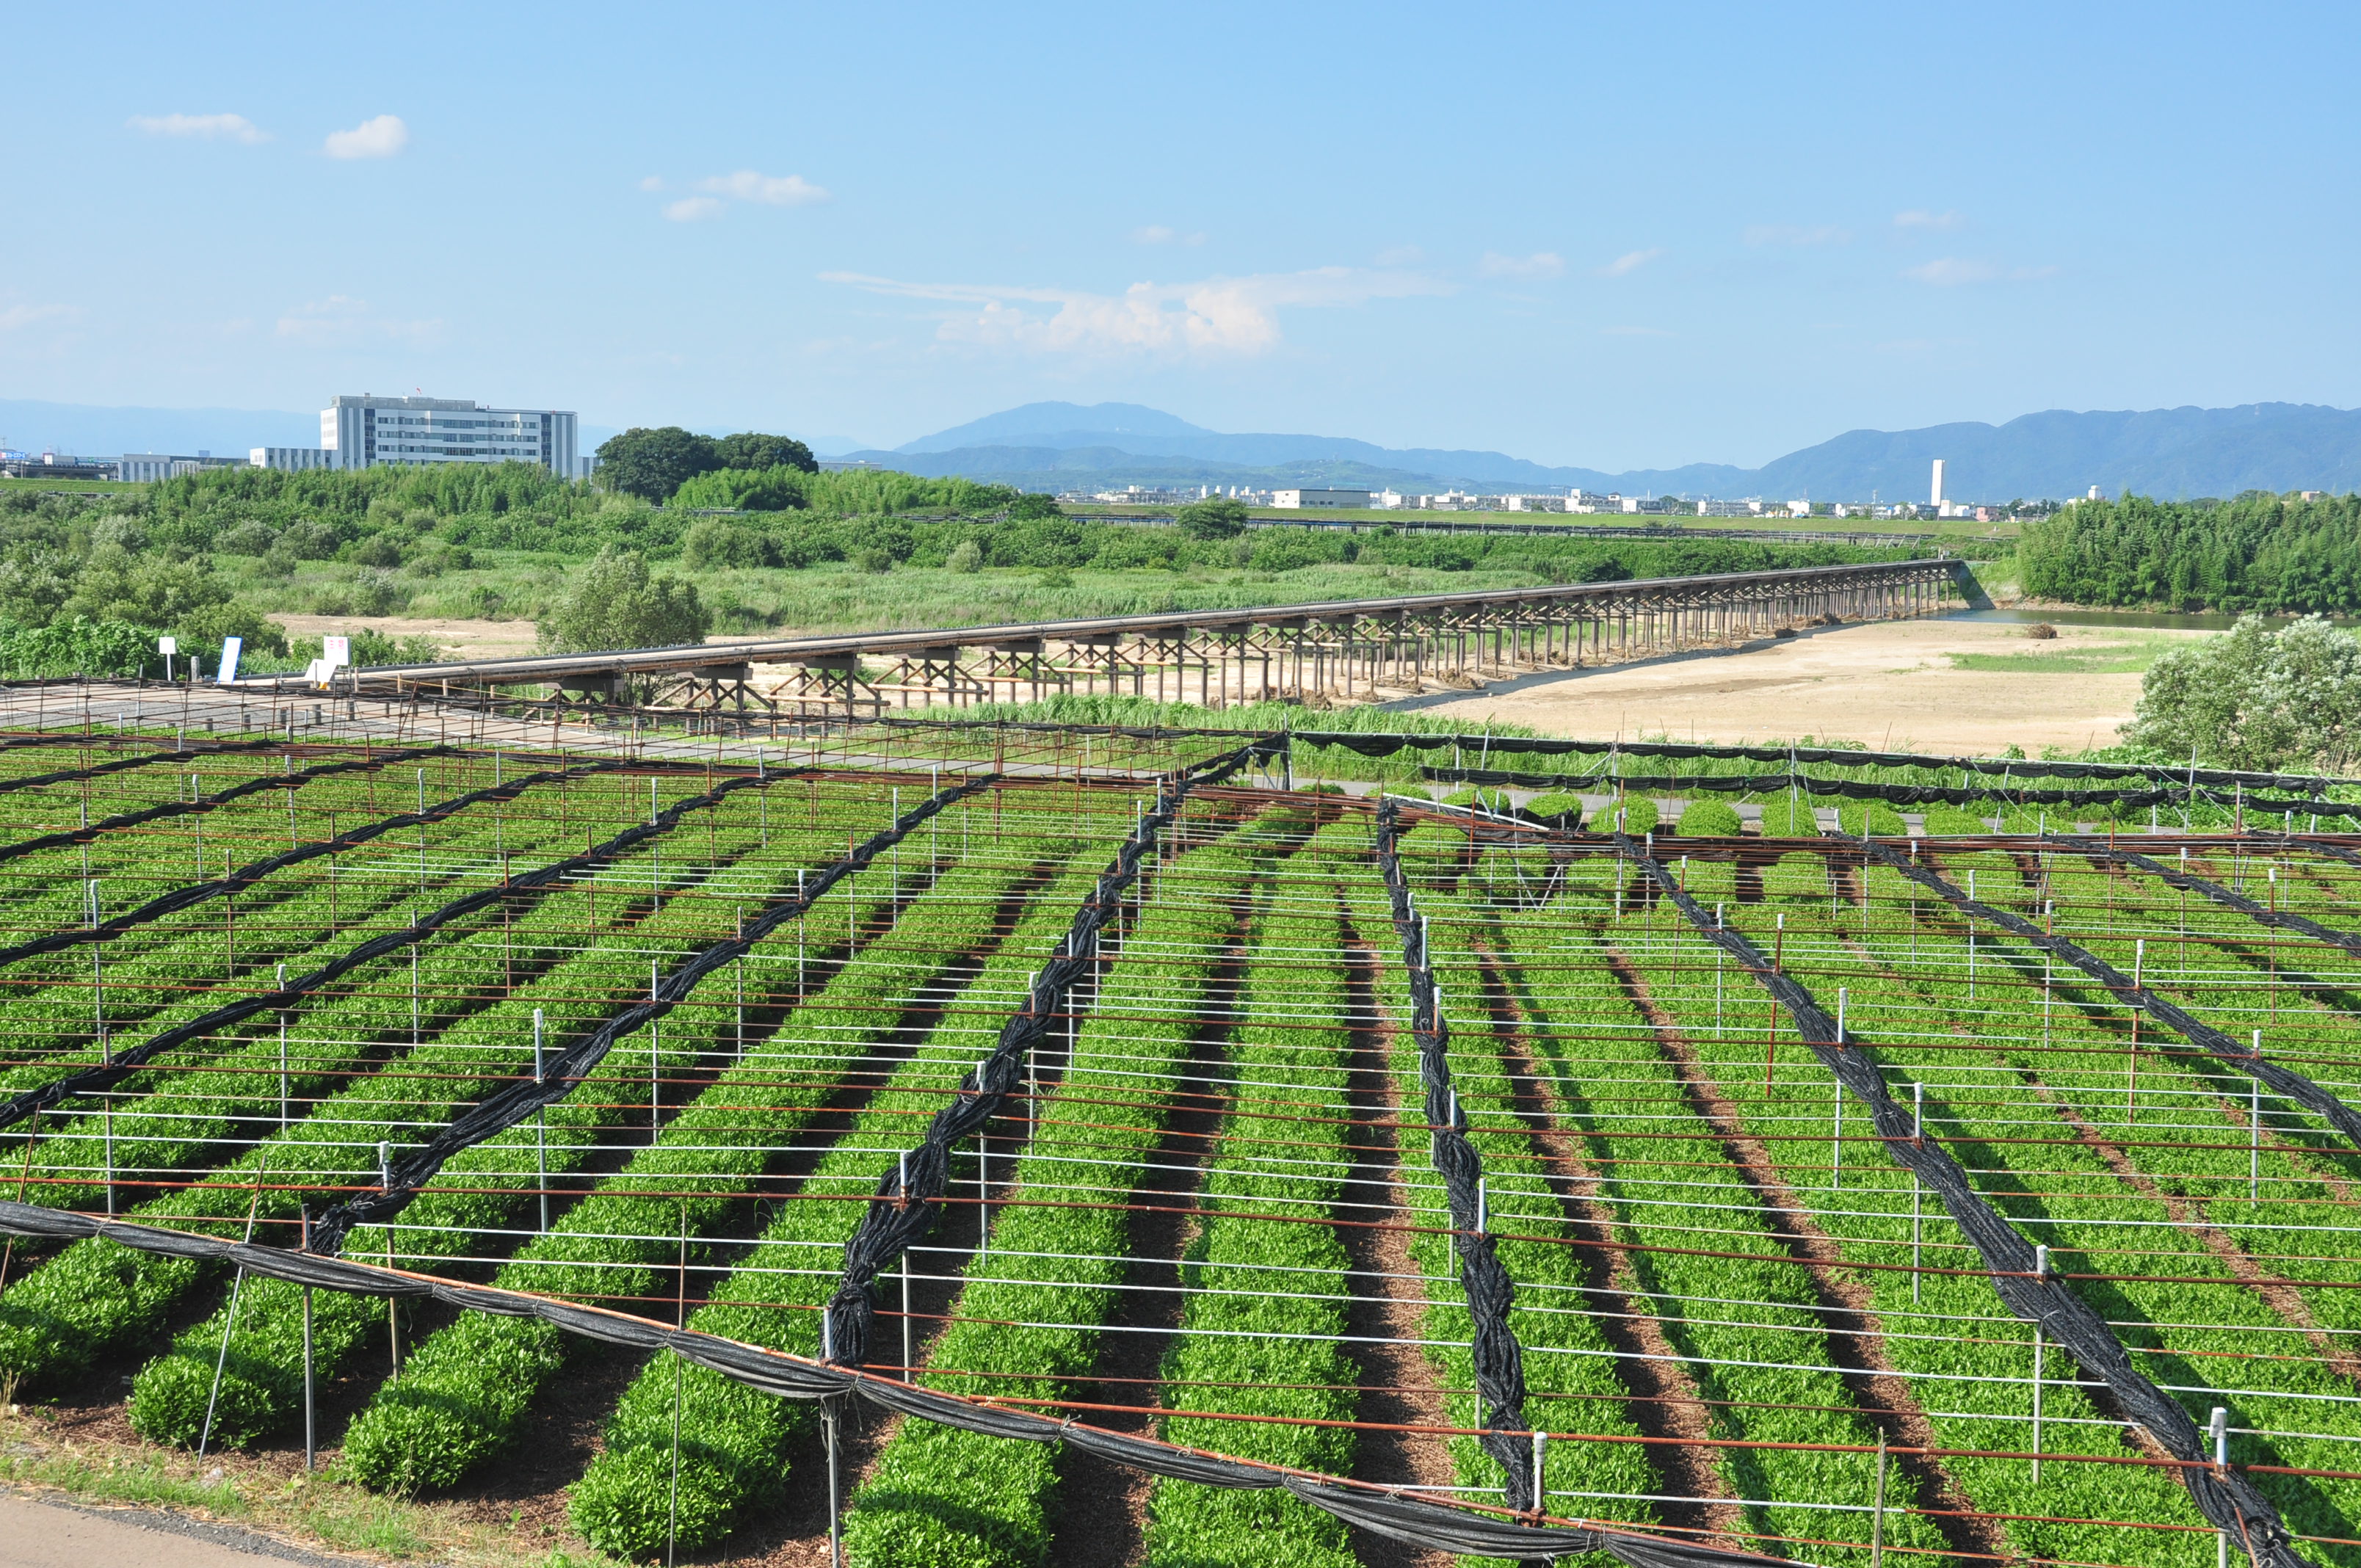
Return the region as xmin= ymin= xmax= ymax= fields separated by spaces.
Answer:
xmin=2252 ymin=1034 xmax=2264 ymax=1201
xmin=1832 ymin=988 xmax=1847 ymax=1188
xmin=534 ymin=1007 xmax=549 ymax=1233
xmin=2213 ymin=1405 xmax=2232 ymax=1568
xmin=1871 ymin=1434 xmax=1889 ymax=1568
xmin=1911 ymin=1081 xmax=1925 ymax=1303
xmin=2031 ymin=1242 xmax=2048 ymax=1483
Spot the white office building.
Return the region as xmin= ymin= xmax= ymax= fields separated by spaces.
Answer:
xmin=250 ymin=446 xmax=337 ymax=473
xmin=1271 ymin=487 xmax=1371 ymax=509
xmin=322 ymin=394 xmax=579 ymax=473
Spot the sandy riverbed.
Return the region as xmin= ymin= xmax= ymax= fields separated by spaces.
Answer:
xmin=1411 ymin=616 xmax=2194 ymax=753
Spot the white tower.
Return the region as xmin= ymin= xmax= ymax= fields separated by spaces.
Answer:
xmin=1929 ymin=459 xmax=1946 ymax=507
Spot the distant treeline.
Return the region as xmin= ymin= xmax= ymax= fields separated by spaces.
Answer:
xmin=672 ymin=510 xmax=1903 ymax=579
xmin=130 ymin=463 xmax=1024 ymax=557
xmin=84 ymin=464 xmax=1912 ymax=580
xmin=2020 ymin=491 xmax=2361 ymax=611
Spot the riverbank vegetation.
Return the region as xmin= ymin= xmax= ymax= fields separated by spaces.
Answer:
xmin=0 ymin=465 xmax=1934 ymax=669
xmin=2020 ymin=490 xmax=2361 ymax=612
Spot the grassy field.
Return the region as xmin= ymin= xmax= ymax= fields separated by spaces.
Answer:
xmin=1944 ymin=631 xmax=2186 ymax=674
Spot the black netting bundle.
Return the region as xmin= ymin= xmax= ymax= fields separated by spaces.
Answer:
xmin=0 ymin=1194 xmax=1810 ymax=1564
xmin=1296 ymin=730 xmax=2346 ymax=792
xmin=0 ymin=735 xmax=284 ymax=795
xmin=0 ymin=744 xmax=461 ymax=869
xmin=1615 ymin=835 xmax=2318 ymax=1568
xmin=1374 ymin=798 xmax=1541 ymax=1514
xmin=0 ymin=758 xmax=637 ymax=973
xmin=1853 ymin=838 xmax=2361 ymax=1154
xmin=2052 ymin=835 xmax=2361 ymax=961
xmin=818 ymin=739 xmax=1279 ymax=1371
xmin=306 ymin=769 xmax=998 ymax=1255
xmin=0 ymin=763 xmax=816 ymax=1137
xmin=1421 ymin=766 xmax=2361 ymax=821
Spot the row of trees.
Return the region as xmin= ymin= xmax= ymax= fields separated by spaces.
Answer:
xmin=2019 ymin=491 xmax=2361 ymax=611
xmin=592 ymin=428 xmax=817 ymax=502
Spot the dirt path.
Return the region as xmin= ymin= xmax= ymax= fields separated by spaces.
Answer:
xmin=0 ymin=1492 xmax=357 ymax=1568
xmin=1413 ymin=617 xmax=2205 ymax=755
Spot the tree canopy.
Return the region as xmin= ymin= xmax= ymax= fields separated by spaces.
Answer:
xmin=2124 ymin=614 xmax=2361 ymax=771
xmin=537 ymin=545 xmax=712 ymax=653
xmin=712 ymin=432 xmax=817 ymax=473
xmin=595 ymin=427 xmax=722 ymax=501
xmin=1175 ymin=496 xmax=1250 ymax=538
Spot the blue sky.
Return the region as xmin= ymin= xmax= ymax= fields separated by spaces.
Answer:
xmin=4 ymin=2 xmax=2356 ymax=468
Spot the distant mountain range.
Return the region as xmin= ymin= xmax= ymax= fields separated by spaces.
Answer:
xmin=11 ymin=393 xmax=2360 ymax=501
xmin=832 ymin=399 xmax=2361 ymax=501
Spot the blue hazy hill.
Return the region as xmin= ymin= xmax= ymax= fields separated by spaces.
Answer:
xmin=856 ymin=399 xmax=2361 ymax=500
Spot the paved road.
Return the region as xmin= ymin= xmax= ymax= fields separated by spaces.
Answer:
xmin=0 ymin=1494 xmax=341 ymax=1567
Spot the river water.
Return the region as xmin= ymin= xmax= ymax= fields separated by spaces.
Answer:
xmin=1950 ymin=608 xmax=2359 ymax=631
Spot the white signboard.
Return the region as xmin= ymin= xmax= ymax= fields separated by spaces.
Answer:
xmin=157 ymin=636 xmax=176 ymax=657
xmin=217 ymin=636 xmax=242 ymax=686
xmin=322 ymin=635 xmax=350 ymax=672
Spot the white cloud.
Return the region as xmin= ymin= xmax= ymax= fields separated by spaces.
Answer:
xmin=696 ymin=170 xmax=828 ymax=206
xmin=1132 ymin=225 xmax=1206 ymax=246
xmin=324 ymin=115 xmax=408 ymax=159
xmin=1904 ymin=257 xmax=1995 ymax=285
xmin=638 ymin=175 xmax=665 ymax=192
xmin=1596 ymin=248 xmax=1664 ymax=277
xmin=1375 ymin=244 xmax=1425 ymax=266
xmin=0 ymin=303 xmax=77 ymax=332
xmin=129 ymin=112 xmax=267 ymax=144
xmin=820 ymin=265 xmax=1449 ymax=357
xmin=1901 ymin=258 xmax=2057 ymax=286
xmin=1479 ymin=251 xmax=1565 ymax=280
xmin=275 ymin=294 xmax=442 ymax=346
xmin=1894 ymin=208 xmax=1963 ymax=230
xmin=1744 ymin=224 xmax=1851 ymax=246
xmin=664 ymin=196 xmax=727 ymax=222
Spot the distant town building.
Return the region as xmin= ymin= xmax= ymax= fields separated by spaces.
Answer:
xmin=1930 ymin=458 xmax=1947 ymax=507
xmin=1090 ymin=484 xmax=1200 ymax=507
xmin=119 ymin=452 xmax=241 ymax=482
xmin=250 ymin=446 xmax=336 ymax=473
xmin=1 ymin=452 xmax=115 ymax=480
xmin=2300 ymin=490 xmax=2326 ymax=502
xmin=1271 ymin=487 xmax=1371 ymax=509
xmin=1567 ymin=490 xmax=1620 ymax=513
xmin=322 ymin=394 xmax=579 ymax=473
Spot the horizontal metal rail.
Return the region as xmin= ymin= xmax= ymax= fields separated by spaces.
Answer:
xmin=233 ymin=556 xmax=1961 ymax=700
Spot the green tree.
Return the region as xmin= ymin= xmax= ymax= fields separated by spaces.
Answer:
xmin=1175 ymin=496 xmax=1250 ymax=539
xmin=1007 ymin=492 xmax=1063 ymax=521
xmin=2124 ymin=614 xmax=2361 ymax=771
xmin=595 ymin=427 xmax=720 ymax=502
xmin=538 ymin=545 xmax=713 ymax=653
xmin=711 ymin=432 xmax=818 ymax=473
